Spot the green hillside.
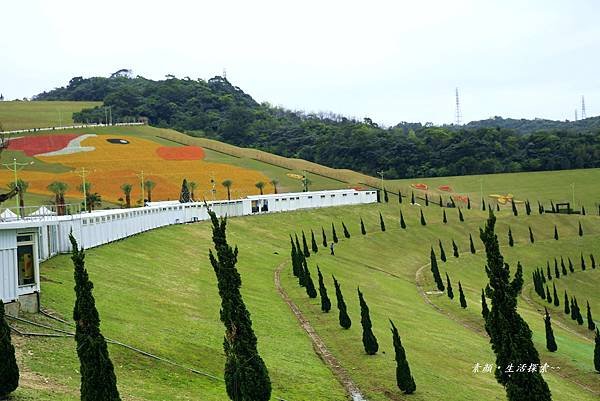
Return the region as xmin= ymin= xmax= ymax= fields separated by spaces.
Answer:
xmin=7 ymin=191 xmax=597 ymax=400
xmin=0 ymin=101 xmax=101 ymax=131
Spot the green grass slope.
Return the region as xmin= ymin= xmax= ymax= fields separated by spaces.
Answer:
xmin=0 ymin=101 xmax=101 ymax=131
xmin=14 ymin=197 xmax=598 ymax=400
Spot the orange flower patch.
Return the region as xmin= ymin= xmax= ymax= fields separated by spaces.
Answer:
xmin=438 ymin=185 xmax=452 ymax=192
xmin=157 ymin=146 xmax=205 ymax=160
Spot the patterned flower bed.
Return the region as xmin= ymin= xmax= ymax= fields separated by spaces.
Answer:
xmin=156 ymin=146 xmax=205 ymax=160
xmin=0 ymin=134 xmax=269 ymax=203
xmin=411 ymin=183 xmax=428 ymax=190
xmin=7 ymin=134 xmax=79 ymax=156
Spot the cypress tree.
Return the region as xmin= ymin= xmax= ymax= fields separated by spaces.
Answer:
xmin=568 ymin=257 xmax=574 ymax=273
xmin=539 ymin=276 xmax=546 ymax=300
xmin=550 ymin=201 xmax=555 ymax=213
xmin=333 ymin=276 xmax=351 ymax=329
xmin=594 ymin=328 xmax=600 ymax=373
xmin=482 ymin=198 xmax=486 ymax=211
xmin=561 ymin=257 xmax=567 ymax=276
xmin=439 ymin=240 xmax=447 ymax=262
xmin=0 ymin=298 xmax=19 ymax=399
xmin=545 ymin=286 xmax=552 ymax=304
xmin=69 ymin=234 xmax=121 ymax=401
xmin=574 ymin=297 xmax=584 ymax=325
xmin=384 ymin=188 xmax=389 ymax=203
xmin=295 ymin=235 xmax=306 ymax=287
xmin=554 ymin=258 xmax=560 ymax=279
xmin=179 ymin=178 xmax=191 ymax=203
xmin=578 ymin=221 xmax=583 ymax=237
xmin=450 ymin=196 xmax=456 ymax=208
xmin=540 ymin=267 xmax=546 ymax=283
xmin=532 ymin=271 xmax=540 ymax=298
xmin=467 ymin=197 xmax=471 ymax=209
xmin=321 ymin=227 xmax=327 ymax=248
xmin=317 ymin=267 xmax=331 ymax=313
xmin=443 ymin=209 xmax=448 ymax=224
xmin=311 ymin=230 xmax=318 ymax=253
xmin=400 ymin=210 xmax=407 ymax=229
xmin=469 ymin=233 xmax=476 ymax=254
xmin=485 ymin=283 xmax=492 ymax=298
xmin=591 ymin=254 xmax=596 ymax=269
xmin=587 ymin=301 xmax=596 ymax=331
xmin=458 ymin=207 xmax=464 ymax=222
xmin=553 ymin=284 xmax=559 ymax=307
xmin=302 ymin=231 xmax=310 ymax=257
xmin=425 ymin=193 xmax=429 ymax=206
xmin=390 ymin=320 xmax=416 ymax=394
xmin=439 ymin=195 xmax=443 ymax=207
xmin=544 ymin=308 xmax=558 ymax=352
xmin=452 ymin=239 xmax=459 ymax=258
xmin=479 ymin=210 xmax=551 ymax=401
xmin=379 ymin=212 xmax=386 ymax=232
xmin=564 ymin=291 xmax=570 ymax=315
xmin=360 ymin=218 xmax=366 ymax=235
xmin=538 ymin=201 xmax=543 ymax=214
xmin=525 ymin=200 xmax=531 ymax=215
xmin=398 ymin=190 xmax=403 ymax=203
xmin=411 ymin=191 xmax=415 ymax=204
xmin=303 ymin=261 xmax=317 ymax=298
xmin=528 ymin=226 xmax=535 ymax=244
xmin=581 ymin=205 xmax=586 ymax=215
xmin=290 ymin=236 xmax=301 ymax=277
xmin=496 ymin=203 xmax=500 ymax=212
xmin=508 ymin=227 xmax=514 ymax=247
xmin=570 ymin=297 xmax=577 ymax=321
xmin=511 ymin=199 xmax=518 ymax=216
xmin=554 ymin=225 xmax=559 ymax=240
xmin=420 ymin=209 xmax=427 ymax=226
xmin=332 ymin=223 xmax=338 ymax=243
xmin=430 ymin=248 xmax=444 ymax=291
xmin=546 ymin=261 xmax=552 ymax=280
xmin=458 ymin=281 xmax=467 ymax=308
xmin=446 ymin=273 xmax=454 ymax=299
xmin=581 ymin=253 xmax=586 ymax=271
xmin=481 ymin=289 xmax=490 ymax=319
xmin=358 ymin=288 xmax=379 ymax=355
xmin=342 ymin=221 xmax=351 ymax=238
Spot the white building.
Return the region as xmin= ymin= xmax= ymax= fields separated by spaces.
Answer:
xmin=0 ymin=189 xmax=377 ymax=314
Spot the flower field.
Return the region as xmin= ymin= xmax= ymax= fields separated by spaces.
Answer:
xmin=7 ymin=134 xmax=79 ymax=156
xmin=0 ymin=134 xmax=270 ymax=203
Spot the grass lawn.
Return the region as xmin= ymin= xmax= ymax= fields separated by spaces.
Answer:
xmin=0 ymin=101 xmax=101 ymax=131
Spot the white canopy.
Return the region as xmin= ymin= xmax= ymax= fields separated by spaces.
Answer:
xmin=0 ymin=209 xmax=18 ymax=219
xmin=29 ymin=206 xmax=56 ymax=216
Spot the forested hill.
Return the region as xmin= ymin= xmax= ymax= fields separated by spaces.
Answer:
xmin=446 ymin=116 xmax=600 ymax=135
xmin=34 ymin=73 xmax=600 ymax=179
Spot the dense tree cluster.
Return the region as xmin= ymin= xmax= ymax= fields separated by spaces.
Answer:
xmin=35 ymin=74 xmax=600 ymax=179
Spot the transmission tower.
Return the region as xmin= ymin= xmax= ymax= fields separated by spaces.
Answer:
xmin=455 ymin=88 xmax=462 ymax=125
xmin=574 ymin=109 xmax=578 ymax=122
xmin=581 ymin=95 xmax=586 ymax=119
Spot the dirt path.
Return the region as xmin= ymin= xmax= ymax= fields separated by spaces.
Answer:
xmin=414 ymin=258 xmax=599 ymax=396
xmin=274 ymin=260 xmax=367 ymax=401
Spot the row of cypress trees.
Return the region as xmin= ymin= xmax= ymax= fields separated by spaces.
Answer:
xmin=290 ymin=228 xmax=417 ymax=394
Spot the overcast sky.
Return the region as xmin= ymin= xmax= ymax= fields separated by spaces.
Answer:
xmin=1 ymin=0 xmax=599 ymax=125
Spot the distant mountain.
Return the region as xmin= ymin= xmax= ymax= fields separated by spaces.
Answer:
xmin=33 ymin=73 xmax=600 ymax=179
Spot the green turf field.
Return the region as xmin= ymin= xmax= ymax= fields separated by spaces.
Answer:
xmin=0 ymin=101 xmax=101 ymax=131
xmin=10 ymin=197 xmax=597 ymax=400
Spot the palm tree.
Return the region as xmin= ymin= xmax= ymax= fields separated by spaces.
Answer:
xmin=188 ymin=181 xmax=197 ymax=201
xmin=120 ymin=183 xmax=133 ymax=208
xmin=8 ymin=179 xmax=29 ymax=217
xmin=47 ymin=181 xmax=69 ymax=215
xmin=222 ymin=179 xmax=233 ymax=200
xmin=143 ymin=180 xmax=156 ymax=202
xmin=255 ymin=181 xmax=266 ymax=195
xmin=86 ymin=192 xmax=102 ymax=212
xmin=270 ymin=179 xmax=279 ymax=194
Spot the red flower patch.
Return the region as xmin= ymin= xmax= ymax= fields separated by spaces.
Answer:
xmin=438 ymin=185 xmax=453 ymax=192
xmin=411 ymin=183 xmax=428 ymax=190
xmin=7 ymin=134 xmax=79 ymax=156
xmin=156 ymin=146 xmax=205 ymax=160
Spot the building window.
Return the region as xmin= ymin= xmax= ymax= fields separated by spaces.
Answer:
xmin=17 ymin=235 xmax=36 ymax=286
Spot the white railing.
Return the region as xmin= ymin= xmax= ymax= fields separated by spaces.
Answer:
xmin=3 ymin=122 xmax=144 ymax=135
